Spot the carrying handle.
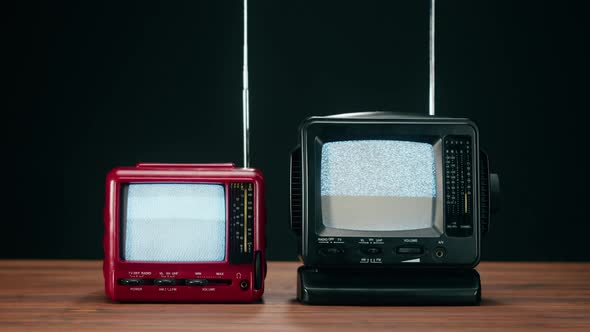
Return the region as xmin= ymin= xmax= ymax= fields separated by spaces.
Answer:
xmin=135 ymin=163 xmax=235 ymax=169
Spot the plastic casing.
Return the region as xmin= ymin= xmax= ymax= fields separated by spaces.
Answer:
xmin=293 ymin=113 xmax=481 ymax=270
xmin=103 ymin=163 xmax=265 ymax=302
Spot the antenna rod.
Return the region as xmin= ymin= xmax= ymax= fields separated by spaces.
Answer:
xmin=428 ymin=0 xmax=435 ymax=116
xmin=242 ymin=0 xmax=250 ymax=168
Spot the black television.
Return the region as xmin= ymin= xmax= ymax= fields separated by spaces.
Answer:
xmin=290 ymin=112 xmax=500 ymax=305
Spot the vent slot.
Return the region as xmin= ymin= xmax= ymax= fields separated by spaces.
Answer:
xmin=290 ymin=146 xmax=303 ymax=235
xmin=479 ymin=151 xmax=490 ymax=234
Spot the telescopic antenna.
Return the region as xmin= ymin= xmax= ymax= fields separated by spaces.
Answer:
xmin=242 ymin=0 xmax=250 ymax=168
xmin=428 ymin=0 xmax=435 ymax=116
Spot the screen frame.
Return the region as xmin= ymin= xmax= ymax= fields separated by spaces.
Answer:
xmin=317 ymin=138 xmax=445 ymax=237
xmin=117 ymin=179 xmax=231 ymax=265
xmin=119 ymin=183 xmax=228 ymax=263
xmin=299 ymin=115 xmax=481 ymax=268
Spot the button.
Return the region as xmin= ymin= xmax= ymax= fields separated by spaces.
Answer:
xmin=396 ymin=246 xmax=424 ymax=255
xmin=118 ymin=278 xmax=143 ymax=286
xmin=154 ymin=279 xmax=176 ymax=286
xmin=362 ymin=247 xmax=382 ymax=255
xmin=185 ymin=279 xmax=208 ymax=286
xmin=319 ymin=247 xmax=343 ymax=255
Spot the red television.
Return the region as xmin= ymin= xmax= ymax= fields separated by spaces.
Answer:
xmin=103 ymin=163 xmax=266 ymax=302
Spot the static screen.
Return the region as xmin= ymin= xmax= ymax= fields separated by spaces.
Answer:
xmin=122 ymin=184 xmax=226 ymax=262
xmin=321 ymin=140 xmax=436 ymax=232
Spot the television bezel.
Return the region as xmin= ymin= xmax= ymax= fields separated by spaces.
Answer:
xmin=317 ymin=138 xmax=445 ymax=237
xmin=118 ymin=182 xmax=229 ymax=263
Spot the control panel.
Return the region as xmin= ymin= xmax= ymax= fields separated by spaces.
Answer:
xmin=118 ymin=278 xmax=233 ymax=287
xmin=313 ymin=236 xmax=449 ymax=265
xmin=444 ymin=136 xmax=474 ymax=237
xmin=229 ymin=182 xmax=255 ymax=263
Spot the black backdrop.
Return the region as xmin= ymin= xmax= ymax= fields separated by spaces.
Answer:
xmin=6 ymin=0 xmax=588 ymax=261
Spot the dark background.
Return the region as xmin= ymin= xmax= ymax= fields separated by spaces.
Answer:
xmin=6 ymin=1 xmax=588 ymax=261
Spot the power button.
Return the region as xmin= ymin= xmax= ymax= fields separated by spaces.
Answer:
xmin=319 ymin=247 xmax=343 ymax=255
xmin=118 ymin=278 xmax=143 ymax=286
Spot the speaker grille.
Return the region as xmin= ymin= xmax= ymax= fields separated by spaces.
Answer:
xmin=290 ymin=146 xmax=302 ymax=235
xmin=479 ymin=151 xmax=490 ymax=234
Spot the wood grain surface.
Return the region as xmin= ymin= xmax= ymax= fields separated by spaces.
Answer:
xmin=0 ymin=261 xmax=589 ymax=331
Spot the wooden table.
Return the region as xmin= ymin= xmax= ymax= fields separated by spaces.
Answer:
xmin=0 ymin=261 xmax=589 ymax=331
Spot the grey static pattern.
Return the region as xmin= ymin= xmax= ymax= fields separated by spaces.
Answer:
xmin=321 ymin=140 xmax=437 ymax=197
